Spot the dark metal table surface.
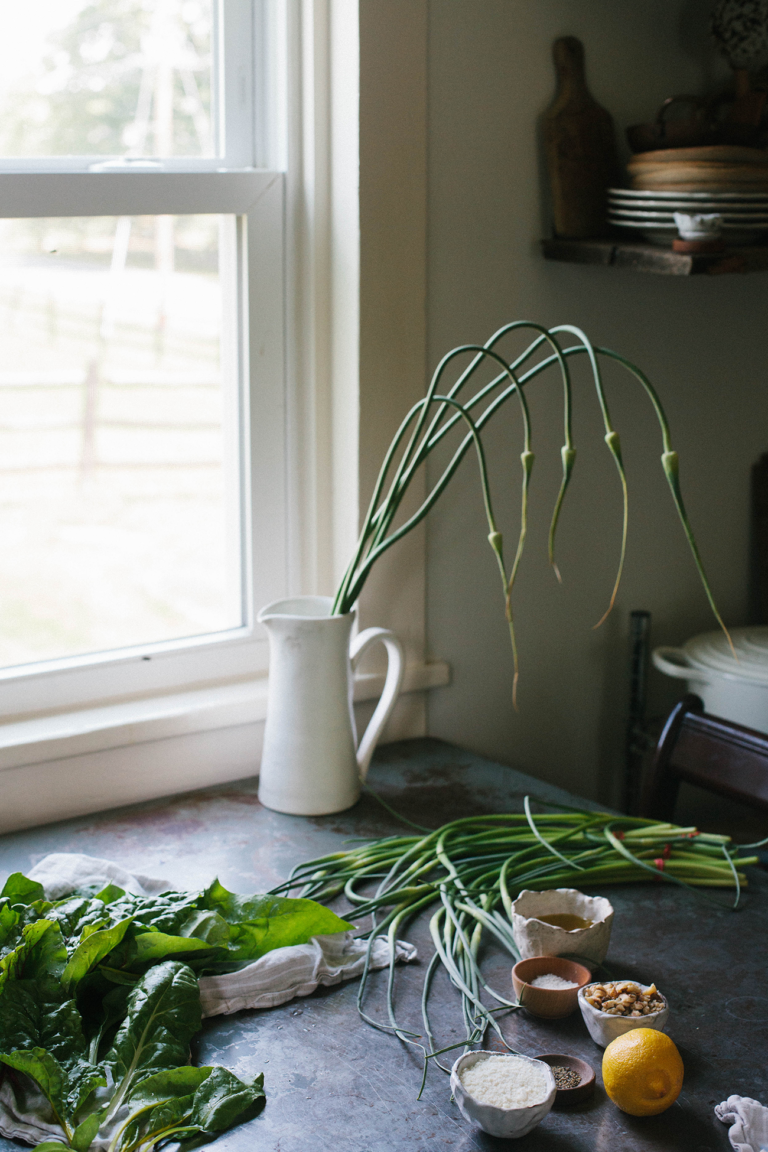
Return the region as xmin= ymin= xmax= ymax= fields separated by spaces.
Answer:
xmin=0 ymin=736 xmax=764 ymax=1152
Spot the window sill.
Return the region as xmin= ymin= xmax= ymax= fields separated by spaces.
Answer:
xmin=0 ymin=661 xmax=451 ymax=774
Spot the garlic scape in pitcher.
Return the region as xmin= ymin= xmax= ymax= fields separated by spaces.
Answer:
xmin=332 ymin=322 xmax=731 ymax=699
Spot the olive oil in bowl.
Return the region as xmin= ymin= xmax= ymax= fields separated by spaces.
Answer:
xmin=509 ymin=889 xmax=615 ymax=965
xmin=533 ymin=913 xmax=593 ymax=932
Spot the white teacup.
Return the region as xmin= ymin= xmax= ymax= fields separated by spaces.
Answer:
xmin=673 ymin=212 xmax=723 ymax=240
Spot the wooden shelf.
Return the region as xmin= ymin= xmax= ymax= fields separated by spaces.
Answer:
xmin=542 ymin=237 xmax=768 ymax=276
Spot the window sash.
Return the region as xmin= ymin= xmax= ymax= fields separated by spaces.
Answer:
xmin=0 ymin=168 xmax=287 ymax=720
xmin=0 ymin=0 xmax=261 ymax=174
xmin=0 ymin=170 xmax=275 ymax=217
xmin=0 ymin=0 xmax=288 ymax=722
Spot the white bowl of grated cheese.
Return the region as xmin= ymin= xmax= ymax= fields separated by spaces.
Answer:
xmin=450 ymin=1051 xmax=557 ymax=1138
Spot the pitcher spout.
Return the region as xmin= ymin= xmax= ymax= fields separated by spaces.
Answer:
xmin=257 ymin=595 xmax=339 ymax=624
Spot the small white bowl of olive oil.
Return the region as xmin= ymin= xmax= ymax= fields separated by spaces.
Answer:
xmin=510 ymin=888 xmax=614 ymax=967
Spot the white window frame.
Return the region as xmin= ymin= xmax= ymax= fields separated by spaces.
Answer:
xmin=0 ymin=0 xmax=446 ymax=833
xmin=0 ymin=1 xmax=288 ymax=721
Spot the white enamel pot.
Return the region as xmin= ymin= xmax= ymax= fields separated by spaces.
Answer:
xmin=653 ymin=626 xmax=768 ymax=734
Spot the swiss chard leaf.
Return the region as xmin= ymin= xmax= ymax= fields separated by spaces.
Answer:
xmin=188 ymin=1066 xmax=266 ymax=1132
xmin=0 ymin=1050 xmax=68 ymax=1128
xmin=0 ymin=901 xmax=18 ymax=949
xmin=0 ymin=983 xmax=84 ymax=1068
xmin=47 ymin=898 xmax=112 ymax=944
xmin=175 ymin=908 xmax=230 ymax=944
xmin=0 ymin=920 xmax=66 ymax=997
xmin=128 ymin=931 xmax=222 ymax=967
xmin=93 ymin=885 xmax=125 ymax=906
xmin=2 ymin=871 xmax=352 ymax=977
xmin=106 ymin=1066 xmax=265 ymax=1152
xmin=97 ymin=961 xmax=201 ymax=1128
xmin=0 ymin=1042 xmax=104 ymax=1145
xmin=0 ymin=867 xmax=360 ymax=1149
xmin=114 ymin=1094 xmax=197 ymax=1152
xmin=200 ymin=880 xmax=354 ymax=962
xmin=61 ymin=919 xmax=133 ymax=994
xmin=105 ymin=1066 xmax=211 ymax=1152
xmin=89 ymin=966 xmax=261 ymax=1151
xmin=0 ymin=963 xmax=264 ymax=1152
xmin=0 ymin=923 xmax=106 ymax=1135
xmin=0 ymin=1047 xmax=103 ymax=1146
xmin=71 ymin=1112 xmax=101 ymax=1152
xmin=1 ymin=873 xmax=45 ymax=905
xmin=104 ymin=891 xmax=203 ymax=937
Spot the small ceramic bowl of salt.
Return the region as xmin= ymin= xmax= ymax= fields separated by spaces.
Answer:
xmin=450 ymin=1051 xmax=557 ymax=1138
xmin=511 ymin=955 xmax=591 ymax=1018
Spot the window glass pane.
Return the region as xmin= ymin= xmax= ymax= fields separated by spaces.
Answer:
xmin=0 ymin=1 xmax=215 ymax=159
xmin=0 ymin=213 xmax=241 ymax=669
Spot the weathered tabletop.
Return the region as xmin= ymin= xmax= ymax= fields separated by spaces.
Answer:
xmin=0 ymin=736 xmax=764 ymax=1152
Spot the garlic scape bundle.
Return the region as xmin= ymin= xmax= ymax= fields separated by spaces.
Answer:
xmin=332 ymin=322 xmax=729 ymax=698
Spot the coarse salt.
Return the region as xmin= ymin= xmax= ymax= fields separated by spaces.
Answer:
xmin=529 ymin=973 xmax=577 ymax=990
xmin=459 ymin=1055 xmax=550 ymax=1109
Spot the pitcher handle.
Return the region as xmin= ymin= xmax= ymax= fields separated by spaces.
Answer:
xmin=350 ymin=627 xmax=405 ymax=781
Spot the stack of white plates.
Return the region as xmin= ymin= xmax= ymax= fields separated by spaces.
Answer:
xmin=608 ymin=188 xmax=768 ymax=246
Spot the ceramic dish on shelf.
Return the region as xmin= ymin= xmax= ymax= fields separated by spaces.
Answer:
xmin=608 ymin=203 xmax=768 ymax=218
xmin=609 ymin=193 xmax=768 ymax=204
xmin=630 ymin=174 xmax=768 ymax=193
xmin=608 ymin=201 xmax=768 ymax=212
xmin=607 ymin=205 xmax=768 ymax=245
xmin=609 ymin=206 xmax=768 ymax=216
xmin=607 ymin=186 xmax=768 ymax=243
xmin=609 ymin=186 xmax=768 ymax=201
xmin=626 ymin=144 xmax=768 ymax=165
xmin=608 ymin=220 xmax=764 ymax=245
xmin=626 ymin=150 xmax=768 ymax=193
xmin=609 ymin=209 xmax=768 ymax=223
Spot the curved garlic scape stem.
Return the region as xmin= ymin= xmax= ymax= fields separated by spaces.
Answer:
xmin=333 ymin=323 xmax=731 ymax=686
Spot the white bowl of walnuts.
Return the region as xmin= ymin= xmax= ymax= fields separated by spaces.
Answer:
xmin=578 ymin=980 xmax=669 ymax=1047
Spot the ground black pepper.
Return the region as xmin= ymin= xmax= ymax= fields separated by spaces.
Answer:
xmin=552 ymin=1066 xmax=581 ymax=1090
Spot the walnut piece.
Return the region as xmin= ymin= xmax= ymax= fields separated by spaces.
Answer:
xmin=582 ymin=980 xmax=665 ymax=1017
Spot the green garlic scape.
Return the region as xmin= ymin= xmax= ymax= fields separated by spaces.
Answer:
xmin=275 ymin=807 xmax=758 ymax=1093
xmin=332 ymin=322 xmax=732 ymax=700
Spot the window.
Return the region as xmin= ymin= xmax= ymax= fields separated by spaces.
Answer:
xmin=0 ymin=0 xmax=286 ymax=721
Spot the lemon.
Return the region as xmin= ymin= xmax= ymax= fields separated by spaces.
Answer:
xmin=602 ymin=1028 xmax=683 ymax=1117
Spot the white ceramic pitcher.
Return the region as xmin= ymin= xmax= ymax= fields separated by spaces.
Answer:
xmin=257 ymin=596 xmax=405 ymax=815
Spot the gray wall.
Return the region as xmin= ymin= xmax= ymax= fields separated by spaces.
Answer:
xmin=425 ymin=0 xmax=768 ymax=805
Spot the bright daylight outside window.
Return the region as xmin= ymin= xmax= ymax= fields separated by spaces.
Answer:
xmin=0 ymin=1 xmax=276 ymax=683
xmin=0 ymin=213 xmax=237 ymax=666
xmin=0 ymin=1 xmax=216 ymax=161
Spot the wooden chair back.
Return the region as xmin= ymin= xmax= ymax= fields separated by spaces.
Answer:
xmin=642 ymin=693 xmax=768 ymax=822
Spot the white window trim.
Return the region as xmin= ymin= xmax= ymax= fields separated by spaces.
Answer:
xmin=0 ymin=0 xmax=448 ymax=834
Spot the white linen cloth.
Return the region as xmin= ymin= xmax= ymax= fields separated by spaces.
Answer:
xmin=715 ymin=1095 xmax=768 ymax=1152
xmin=27 ymin=851 xmax=173 ymax=899
xmin=24 ymin=853 xmax=416 ymax=1016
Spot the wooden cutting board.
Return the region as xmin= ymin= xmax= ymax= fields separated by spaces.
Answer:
xmin=543 ymin=37 xmax=619 ymax=238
